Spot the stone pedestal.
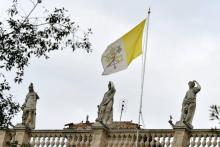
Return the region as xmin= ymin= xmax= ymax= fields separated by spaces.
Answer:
xmin=14 ymin=124 xmax=30 ymax=145
xmin=90 ymin=122 xmax=109 ymax=147
xmin=0 ymin=130 xmax=11 ymax=147
xmin=172 ymin=121 xmax=192 ymax=147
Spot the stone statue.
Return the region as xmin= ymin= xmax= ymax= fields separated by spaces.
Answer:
xmin=21 ymin=83 xmax=39 ymax=129
xmin=180 ymin=80 xmax=201 ymax=125
xmin=96 ymin=81 xmax=116 ymax=125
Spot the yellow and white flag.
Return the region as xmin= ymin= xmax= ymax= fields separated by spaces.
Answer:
xmin=101 ymin=19 xmax=146 ymax=75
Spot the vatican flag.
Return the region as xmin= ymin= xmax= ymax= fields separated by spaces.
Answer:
xmin=101 ymin=19 xmax=146 ymax=75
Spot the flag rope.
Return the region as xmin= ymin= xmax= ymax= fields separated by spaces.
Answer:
xmin=136 ymin=8 xmax=151 ymax=147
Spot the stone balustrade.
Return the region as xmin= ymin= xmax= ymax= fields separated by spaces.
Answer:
xmin=29 ymin=130 xmax=93 ymax=147
xmin=3 ymin=127 xmax=220 ymax=147
xmin=189 ymin=129 xmax=220 ymax=147
xmin=107 ymin=129 xmax=174 ymax=147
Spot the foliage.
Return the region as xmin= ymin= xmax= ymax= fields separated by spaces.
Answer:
xmin=210 ymin=105 xmax=220 ymax=122
xmin=0 ymin=0 xmax=92 ymax=128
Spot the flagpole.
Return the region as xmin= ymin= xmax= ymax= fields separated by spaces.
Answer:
xmin=136 ymin=8 xmax=151 ymax=147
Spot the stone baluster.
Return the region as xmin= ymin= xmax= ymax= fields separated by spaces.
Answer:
xmin=213 ymin=134 xmax=217 ymax=147
xmin=139 ymin=134 xmax=145 ymax=147
xmin=30 ymin=136 xmax=36 ymax=147
xmin=217 ymin=137 xmax=220 ymax=147
xmin=155 ymin=135 xmax=161 ymax=147
xmin=202 ymin=134 xmax=207 ymax=147
xmin=160 ymin=134 xmax=165 ymax=147
xmin=55 ymin=136 xmax=60 ymax=147
xmin=196 ymin=134 xmax=201 ymax=147
xmin=107 ymin=135 xmax=113 ymax=147
xmin=80 ymin=134 xmax=86 ymax=147
xmin=40 ymin=136 xmax=46 ymax=146
xmin=119 ymin=134 xmax=125 ymax=147
xmin=87 ymin=134 xmax=92 ymax=146
xmin=65 ymin=135 xmax=71 ymax=147
xmin=60 ymin=137 xmax=65 ymax=147
xmin=207 ymin=135 xmax=212 ymax=147
xmin=150 ymin=134 xmax=155 ymax=147
xmin=190 ymin=134 xmax=196 ymax=147
xmin=45 ymin=137 xmax=51 ymax=147
xmin=113 ymin=134 xmax=119 ymax=147
xmin=127 ymin=134 xmax=132 ymax=147
xmin=171 ymin=134 xmax=176 ymax=147
xmin=80 ymin=134 xmax=84 ymax=147
xmin=112 ymin=135 xmax=115 ymax=147
xmin=123 ymin=134 xmax=129 ymax=147
xmin=165 ymin=134 xmax=171 ymax=147
xmin=70 ymin=135 xmax=76 ymax=147
xmin=36 ymin=136 xmax=41 ymax=147
xmin=118 ymin=134 xmax=123 ymax=147
xmin=51 ymin=136 xmax=56 ymax=147
xmin=30 ymin=136 xmax=35 ymax=147
xmin=76 ymin=134 xmax=81 ymax=147
xmin=145 ymin=134 xmax=150 ymax=147
xmin=128 ymin=134 xmax=135 ymax=147
xmin=89 ymin=135 xmax=94 ymax=147
xmin=111 ymin=134 xmax=115 ymax=147
xmin=85 ymin=134 xmax=91 ymax=147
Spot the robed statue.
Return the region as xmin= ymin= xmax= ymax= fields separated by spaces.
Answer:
xmin=96 ymin=81 xmax=116 ymax=125
xmin=179 ymin=80 xmax=201 ymax=125
xmin=21 ymin=83 xmax=39 ymax=129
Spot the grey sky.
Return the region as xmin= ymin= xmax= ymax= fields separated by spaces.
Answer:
xmin=1 ymin=0 xmax=220 ymax=129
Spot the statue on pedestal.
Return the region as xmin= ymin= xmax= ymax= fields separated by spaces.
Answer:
xmin=96 ymin=81 xmax=116 ymax=125
xmin=21 ymin=83 xmax=39 ymax=129
xmin=178 ymin=80 xmax=201 ymax=126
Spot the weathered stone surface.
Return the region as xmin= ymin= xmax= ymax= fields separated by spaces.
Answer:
xmin=96 ymin=81 xmax=116 ymax=125
xmin=90 ymin=122 xmax=108 ymax=147
xmin=14 ymin=128 xmax=30 ymax=146
xmin=173 ymin=125 xmax=192 ymax=147
xmin=0 ymin=130 xmax=11 ymax=147
xmin=108 ymin=121 xmax=138 ymax=129
xmin=21 ymin=83 xmax=39 ymax=129
xmin=179 ymin=80 xmax=201 ymax=125
xmin=64 ymin=122 xmax=93 ymax=130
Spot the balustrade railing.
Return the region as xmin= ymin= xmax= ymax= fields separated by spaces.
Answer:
xmin=4 ymin=128 xmax=220 ymax=147
xmin=107 ymin=129 xmax=174 ymax=147
xmin=189 ymin=129 xmax=220 ymax=147
xmin=29 ymin=130 xmax=93 ymax=147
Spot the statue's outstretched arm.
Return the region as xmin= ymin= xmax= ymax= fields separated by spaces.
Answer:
xmin=194 ymin=80 xmax=201 ymax=89
xmin=193 ymin=80 xmax=201 ymax=93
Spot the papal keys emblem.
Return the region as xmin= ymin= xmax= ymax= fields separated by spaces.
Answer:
xmin=103 ymin=46 xmax=123 ymax=69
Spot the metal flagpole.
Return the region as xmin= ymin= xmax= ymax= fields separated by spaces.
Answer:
xmin=136 ymin=8 xmax=151 ymax=147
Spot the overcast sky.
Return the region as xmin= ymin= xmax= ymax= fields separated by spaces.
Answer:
xmin=1 ymin=0 xmax=220 ymax=129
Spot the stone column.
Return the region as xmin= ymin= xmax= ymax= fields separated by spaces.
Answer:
xmin=172 ymin=122 xmax=192 ymax=147
xmin=90 ymin=122 xmax=109 ymax=147
xmin=0 ymin=129 xmax=11 ymax=147
xmin=14 ymin=126 xmax=30 ymax=146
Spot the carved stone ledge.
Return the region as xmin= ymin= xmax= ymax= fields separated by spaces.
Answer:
xmin=175 ymin=121 xmax=193 ymax=131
